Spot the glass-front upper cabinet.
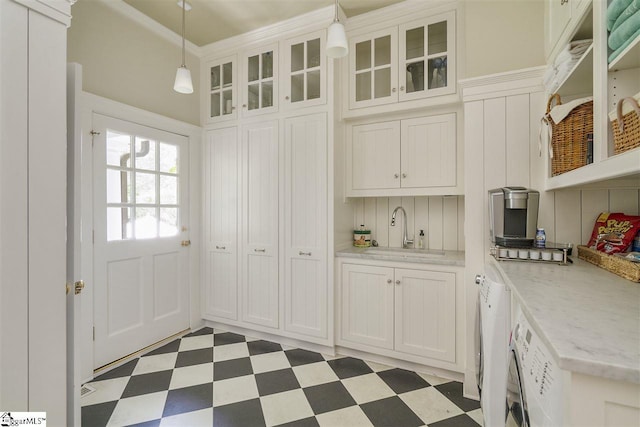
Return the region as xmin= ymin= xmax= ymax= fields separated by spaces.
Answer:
xmin=242 ymin=44 xmax=278 ymax=116
xmin=207 ymin=55 xmax=237 ymax=123
xmin=399 ymin=11 xmax=456 ymax=101
xmin=283 ymin=30 xmax=326 ymax=109
xmin=349 ymin=27 xmax=398 ymax=109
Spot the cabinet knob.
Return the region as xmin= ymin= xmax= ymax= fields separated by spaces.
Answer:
xmin=387 ymin=279 xmax=392 ymax=284
xmin=394 ymin=173 xmax=399 ymax=179
xmin=285 ymin=96 xmax=290 ymax=100
xmin=402 ymin=173 xmax=407 ymax=178
xmin=395 ymin=280 xmax=401 ymax=285
xmin=560 ymin=0 xmax=568 ymax=5
xmin=392 ymin=87 xmax=397 ymax=93
xmin=242 ymin=104 xmax=247 ymax=108
xmin=400 ymin=86 xmax=405 ymax=91
xmin=232 ymin=106 xmax=236 ymax=111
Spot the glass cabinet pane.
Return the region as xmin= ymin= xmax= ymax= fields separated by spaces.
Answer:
xmin=248 ymin=55 xmax=259 ymax=82
xmin=307 ymin=70 xmax=320 ymax=100
xmin=428 ymin=21 xmax=447 ymax=55
xmin=222 ymin=90 xmax=233 ymax=115
xmin=427 ymin=56 xmax=447 ymax=89
xmin=211 ymin=93 xmax=221 ymax=117
xmin=406 ymin=61 xmax=424 ymax=93
xmin=211 ymin=65 xmax=221 ymax=90
xmin=374 ymin=68 xmax=391 ymax=98
xmin=262 ymin=81 xmax=273 ymax=107
xmin=291 ymin=74 xmax=304 ymax=102
xmin=222 ymin=62 xmax=233 ymax=86
xmin=356 ymin=40 xmax=371 ymax=71
xmin=374 ymin=36 xmax=391 ymax=66
xmin=406 ymin=27 xmax=424 ymax=60
xmin=291 ymin=42 xmax=304 ymax=72
xmin=262 ymin=52 xmax=273 ymax=79
xmin=307 ymin=39 xmax=320 ymax=68
xmin=356 ymin=72 xmax=372 ymax=101
xmin=248 ymin=84 xmax=259 ymax=110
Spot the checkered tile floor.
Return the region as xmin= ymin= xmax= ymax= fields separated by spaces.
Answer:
xmin=81 ymin=327 xmax=483 ymax=426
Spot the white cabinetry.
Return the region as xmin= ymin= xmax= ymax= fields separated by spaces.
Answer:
xmin=339 ymin=261 xmax=459 ymax=368
xmin=283 ymin=30 xmax=326 ymax=109
xmin=203 ymin=127 xmax=238 ymax=321
xmin=205 ymin=55 xmax=237 ymax=124
xmin=284 ymin=113 xmax=328 ymax=338
xmin=545 ymin=0 xmax=591 ymax=61
xmin=241 ymin=43 xmax=278 ymax=116
xmin=241 ymin=121 xmax=280 ymax=329
xmin=345 ymin=7 xmax=457 ymax=118
xmin=347 ymin=113 xmax=458 ymax=197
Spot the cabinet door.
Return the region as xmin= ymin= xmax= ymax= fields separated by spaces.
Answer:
xmin=242 ymin=43 xmax=278 ymax=117
xmin=394 ymin=268 xmax=455 ymax=362
xmin=207 ymin=55 xmax=237 ymax=123
xmin=400 ymin=114 xmax=456 ymax=188
xmin=350 ymin=121 xmax=401 ymax=190
xmin=546 ymin=0 xmax=572 ymax=57
xmin=284 ymin=114 xmax=327 ymax=338
xmin=283 ymin=30 xmax=325 ymax=109
xmin=341 ymin=264 xmax=394 ymax=349
xmin=204 ymin=127 xmax=238 ymax=320
xmin=399 ymin=11 xmax=456 ymax=101
xmin=349 ymin=27 xmax=398 ymax=109
xmin=241 ymin=121 xmax=279 ymax=328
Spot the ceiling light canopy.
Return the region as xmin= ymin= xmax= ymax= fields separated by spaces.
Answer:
xmin=174 ymin=0 xmax=193 ymax=94
xmin=326 ymin=0 xmax=348 ymax=58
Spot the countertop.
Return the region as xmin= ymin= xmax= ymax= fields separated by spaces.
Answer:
xmin=336 ymin=246 xmax=465 ymax=267
xmin=492 ymin=257 xmax=640 ymax=384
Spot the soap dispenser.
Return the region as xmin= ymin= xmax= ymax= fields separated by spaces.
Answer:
xmin=418 ymin=230 xmax=425 ymax=249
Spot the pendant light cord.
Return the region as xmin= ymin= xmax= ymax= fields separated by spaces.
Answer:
xmin=334 ymin=0 xmax=339 ymax=23
xmin=181 ymin=0 xmax=186 ymax=66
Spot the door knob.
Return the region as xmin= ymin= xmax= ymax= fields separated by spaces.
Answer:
xmin=74 ymin=280 xmax=85 ymax=295
xmin=181 ymin=240 xmax=191 ymax=247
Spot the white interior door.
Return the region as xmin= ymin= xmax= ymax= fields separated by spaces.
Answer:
xmin=92 ymin=114 xmax=190 ymax=369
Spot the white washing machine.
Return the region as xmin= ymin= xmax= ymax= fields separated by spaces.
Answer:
xmin=506 ymin=310 xmax=565 ymax=427
xmin=475 ymin=264 xmax=511 ymax=427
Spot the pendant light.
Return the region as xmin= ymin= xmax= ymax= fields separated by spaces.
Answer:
xmin=326 ymin=0 xmax=348 ymax=58
xmin=174 ymin=0 xmax=193 ymax=94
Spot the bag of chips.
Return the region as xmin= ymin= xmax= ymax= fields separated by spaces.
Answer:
xmin=587 ymin=212 xmax=640 ymax=254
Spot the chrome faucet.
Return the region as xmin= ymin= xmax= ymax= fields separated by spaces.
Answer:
xmin=391 ymin=206 xmax=414 ymax=248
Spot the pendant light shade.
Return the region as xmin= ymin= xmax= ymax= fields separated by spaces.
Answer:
xmin=174 ymin=0 xmax=193 ymax=94
xmin=326 ymin=0 xmax=348 ymax=58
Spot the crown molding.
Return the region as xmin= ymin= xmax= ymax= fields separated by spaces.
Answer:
xmin=346 ymin=0 xmax=457 ymax=34
xmin=96 ymin=0 xmax=202 ymax=57
xmin=459 ymin=66 xmax=546 ymax=102
xmin=15 ymin=0 xmax=73 ymax=26
xmin=199 ymin=5 xmax=335 ymax=58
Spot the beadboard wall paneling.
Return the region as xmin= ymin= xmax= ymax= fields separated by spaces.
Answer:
xmin=352 ymin=196 xmax=465 ymax=251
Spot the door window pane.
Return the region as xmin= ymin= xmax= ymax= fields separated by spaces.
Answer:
xmin=107 ymin=132 xmax=131 ymax=167
xmin=374 ymin=68 xmax=391 ymax=98
xmin=307 ymin=71 xmax=320 ymax=100
xmin=355 ymin=40 xmax=371 ymax=71
xmin=159 ymin=208 xmax=178 ymax=237
xmin=107 ymin=207 xmax=133 ymax=241
xmin=107 ymin=169 xmax=131 ymax=204
xmin=406 ymin=27 xmax=424 ymax=60
xmin=134 ymin=138 xmax=156 ymax=171
xmin=428 ymin=21 xmax=447 ymax=54
xmin=159 ymin=143 xmax=178 ymax=174
xmin=160 ymin=175 xmax=177 ymax=204
xmin=356 ymin=72 xmax=372 ymax=101
xmin=135 ymin=207 xmax=157 ymax=239
xmin=374 ymin=36 xmax=391 ymax=66
xmin=136 ymin=172 xmax=156 ymax=204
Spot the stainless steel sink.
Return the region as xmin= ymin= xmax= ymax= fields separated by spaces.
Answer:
xmin=362 ymin=247 xmax=445 ymax=258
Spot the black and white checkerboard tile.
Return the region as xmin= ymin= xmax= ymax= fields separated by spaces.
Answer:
xmin=81 ymin=327 xmax=483 ymax=426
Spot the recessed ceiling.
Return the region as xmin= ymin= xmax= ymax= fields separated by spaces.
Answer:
xmin=123 ymin=0 xmax=405 ymax=47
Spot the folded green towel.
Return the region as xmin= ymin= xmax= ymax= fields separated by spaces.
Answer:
xmin=609 ymin=9 xmax=640 ymax=50
xmin=609 ymin=29 xmax=640 ymax=63
xmin=612 ymin=0 xmax=640 ymax=32
xmin=608 ymin=0 xmax=633 ymax=30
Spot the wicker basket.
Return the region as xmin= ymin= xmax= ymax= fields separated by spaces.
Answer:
xmin=545 ymin=94 xmax=593 ymax=176
xmin=610 ymin=96 xmax=640 ymax=155
xmin=577 ymin=245 xmax=640 ymax=282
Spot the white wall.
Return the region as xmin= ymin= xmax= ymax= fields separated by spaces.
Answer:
xmin=67 ymin=0 xmax=200 ymax=126
xmin=463 ymin=0 xmax=545 ymax=78
xmin=351 ymin=196 xmax=465 ymax=251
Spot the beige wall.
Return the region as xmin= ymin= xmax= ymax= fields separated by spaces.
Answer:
xmin=463 ymin=0 xmax=545 ymax=78
xmin=68 ymin=0 xmax=200 ymax=126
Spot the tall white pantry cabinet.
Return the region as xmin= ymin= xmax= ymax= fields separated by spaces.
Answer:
xmin=202 ymin=11 xmax=334 ymax=348
xmin=0 ymin=0 xmax=70 ymax=423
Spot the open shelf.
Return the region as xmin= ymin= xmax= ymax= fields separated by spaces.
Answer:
xmin=556 ymin=44 xmax=593 ymax=97
xmin=609 ymin=34 xmax=640 ymax=71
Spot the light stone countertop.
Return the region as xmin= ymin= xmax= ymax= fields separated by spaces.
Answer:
xmin=336 ymin=246 xmax=465 ymax=267
xmin=492 ymin=257 xmax=640 ymax=384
